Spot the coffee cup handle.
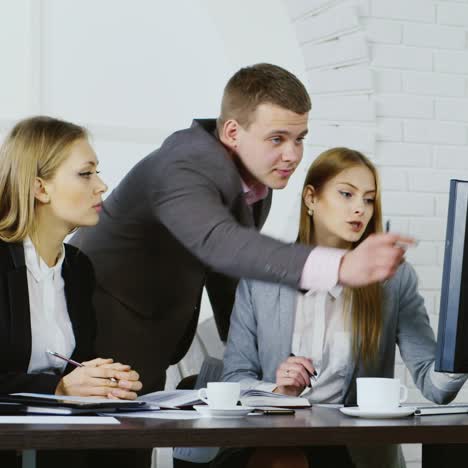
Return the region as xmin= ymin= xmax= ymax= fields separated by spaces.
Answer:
xmin=399 ymin=384 xmax=408 ymax=404
xmin=198 ymin=388 xmax=209 ymax=404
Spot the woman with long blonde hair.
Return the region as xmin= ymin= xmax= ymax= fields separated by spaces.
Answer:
xmin=215 ymin=147 xmax=467 ymax=468
xmin=0 ymin=116 xmax=143 ymax=467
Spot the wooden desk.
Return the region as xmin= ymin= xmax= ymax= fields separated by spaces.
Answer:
xmin=2 ymin=407 xmax=468 ymax=467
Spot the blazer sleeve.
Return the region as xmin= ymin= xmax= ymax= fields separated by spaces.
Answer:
xmin=396 ymin=262 xmax=467 ymax=404
xmin=205 ymin=271 xmax=239 ymax=342
xmin=152 ymin=155 xmax=312 ymax=287
xmin=0 ymin=372 xmax=61 ymax=395
xmin=222 ymin=280 xmax=268 ymax=387
xmin=0 ymin=247 xmax=96 ymax=395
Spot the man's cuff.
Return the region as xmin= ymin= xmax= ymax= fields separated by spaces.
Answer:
xmin=299 ymin=247 xmax=347 ymax=292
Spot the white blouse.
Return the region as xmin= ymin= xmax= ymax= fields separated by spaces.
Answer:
xmin=292 ymin=286 xmax=351 ymax=403
xmin=252 ymin=286 xmax=351 ymax=403
xmin=24 ymin=238 xmax=75 ymax=375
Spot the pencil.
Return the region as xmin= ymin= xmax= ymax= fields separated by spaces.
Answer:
xmin=47 ymin=350 xmax=117 ymax=383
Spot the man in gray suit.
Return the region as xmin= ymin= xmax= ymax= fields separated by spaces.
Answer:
xmin=71 ymin=63 xmax=409 ymax=393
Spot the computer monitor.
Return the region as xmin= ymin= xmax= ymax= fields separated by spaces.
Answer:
xmin=435 ymin=179 xmax=468 ymax=372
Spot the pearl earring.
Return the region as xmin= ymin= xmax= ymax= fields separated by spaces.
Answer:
xmin=307 ymin=208 xmax=313 ymax=216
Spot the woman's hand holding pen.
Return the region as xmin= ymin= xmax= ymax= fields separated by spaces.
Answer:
xmin=55 ymin=357 xmax=142 ymax=400
xmin=273 ymin=355 xmax=316 ymax=396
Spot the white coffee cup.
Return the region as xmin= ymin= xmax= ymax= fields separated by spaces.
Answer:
xmin=356 ymin=377 xmax=408 ymax=411
xmin=197 ymin=382 xmax=240 ymax=409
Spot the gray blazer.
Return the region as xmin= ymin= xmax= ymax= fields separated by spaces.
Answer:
xmin=70 ymin=119 xmax=312 ymax=392
xmin=223 ymin=261 xmax=466 ymax=406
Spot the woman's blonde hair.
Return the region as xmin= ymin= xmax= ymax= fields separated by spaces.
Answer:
xmin=0 ymin=116 xmax=87 ymax=242
xmin=298 ymin=147 xmax=383 ymax=365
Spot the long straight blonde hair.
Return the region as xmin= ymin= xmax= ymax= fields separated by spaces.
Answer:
xmin=0 ymin=116 xmax=87 ymax=243
xmin=298 ymin=147 xmax=383 ymax=364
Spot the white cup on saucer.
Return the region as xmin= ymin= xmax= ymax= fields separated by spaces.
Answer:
xmin=356 ymin=377 xmax=408 ymax=412
xmin=197 ymin=382 xmax=240 ymax=409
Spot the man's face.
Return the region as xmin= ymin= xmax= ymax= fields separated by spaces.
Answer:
xmin=233 ymin=103 xmax=308 ymax=189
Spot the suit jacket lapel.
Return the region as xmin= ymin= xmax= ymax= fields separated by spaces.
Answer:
xmin=253 ymin=190 xmax=272 ymax=229
xmin=277 ymin=284 xmax=297 ymax=360
xmin=7 ymin=243 xmax=32 ymax=370
xmin=236 ymin=195 xmax=255 ymax=228
xmin=61 ymin=251 xmax=81 ymax=351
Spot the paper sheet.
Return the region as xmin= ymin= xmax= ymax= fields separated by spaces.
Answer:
xmin=13 ymin=393 xmax=138 ymax=405
xmin=0 ymin=416 xmax=120 ymax=424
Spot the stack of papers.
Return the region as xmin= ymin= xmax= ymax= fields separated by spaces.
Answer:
xmin=240 ymin=389 xmax=310 ymax=408
xmin=0 ymin=393 xmax=149 ymax=415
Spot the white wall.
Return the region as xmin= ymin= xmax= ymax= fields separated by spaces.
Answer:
xmin=0 ymin=0 xmax=306 ymax=184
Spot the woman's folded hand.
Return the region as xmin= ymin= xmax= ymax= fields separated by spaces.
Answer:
xmin=55 ymin=357 xmax=143 ymax=400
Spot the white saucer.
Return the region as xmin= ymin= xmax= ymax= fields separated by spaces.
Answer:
xmin=193 ymin=405 xmax=253 ymax=418
xmin=340 ymin=406 xmax=416 ymax=419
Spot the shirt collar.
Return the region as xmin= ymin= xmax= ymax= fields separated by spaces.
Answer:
xmin=240 ymin=177 xmax=269 ymax=206
xmin=304 ymin=284 xmax=343 ymax=299
xmin=23 ymin=237 xmax=65 ymax=283
xmin=329 ymin=284 xmax=343 ymax=299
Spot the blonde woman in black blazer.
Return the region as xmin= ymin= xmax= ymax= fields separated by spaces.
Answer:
xmin=0 ymin=240 xmax=98 ymax=394
xmin=0 ymin=116 xmax=143 ymax=468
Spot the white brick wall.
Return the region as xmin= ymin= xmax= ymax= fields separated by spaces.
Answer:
xmin=295 ymin=4 xmax=360 ymax=44
xmin=313 ymin=95 xmax=375 ymax=121
xmin=371 ymin=0 xmax=436 ymax=23
xmin=363 ymin=18 xmax=402 ymax=44
xmin=285 ymin=1 xmax=468 ymax=466
xmin=374 ymin=69 xmax=401 ymax=93
xmin=303 ymin=33 xmax=369 ymax=69
xmin=307 ymin=66 xmax=373 ymax=94
xmin=435 ymin=50 xmax=468 ymax=74
xmin=435 ymin=146 xmax=468 ymax=169
xmin=403 ymin=23 xmax=466 ymax=49
xmin=436 ymin=98 xmax=468 ymax=122
xmin=376 ymin=142 xmax=432 ymax=166
xmin=404 ymin=120 xmax=466 ymax=144
xmin=376 ymin=118 xmax=403 ymax=141
xmin=377 ymin=95 xmax=433 ymax=119
xmin=438 ymin=3 xmax=468 ymax=27
xmin=403 ymin=72 xmax=465 ymax=97
xmin=371 ymin=44 xmax=433 ymax=71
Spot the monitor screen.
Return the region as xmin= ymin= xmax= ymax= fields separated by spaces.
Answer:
xmin=435 ymin=179 xmax=468 ymax=372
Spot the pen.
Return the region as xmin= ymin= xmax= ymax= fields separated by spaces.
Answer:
xmin=47 ymin=349 xmax=117 ymax=383
xmin=289 ymin=353 xmax=317 ymax=383
xmin=385 ymin=219 xmax=419 ymax=248
xmin=252 ymin=408 xmax=295 ymax=415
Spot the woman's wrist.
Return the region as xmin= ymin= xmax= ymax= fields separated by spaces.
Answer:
xmin=55 ymin=379 xmax=66 ymax=396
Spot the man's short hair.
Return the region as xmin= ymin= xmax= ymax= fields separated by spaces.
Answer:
xmin=217 ymin=63 xmax=311 ymax=131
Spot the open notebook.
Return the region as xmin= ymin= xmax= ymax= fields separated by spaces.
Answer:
xmin=140 ymin=388 xmax=310 ymax=408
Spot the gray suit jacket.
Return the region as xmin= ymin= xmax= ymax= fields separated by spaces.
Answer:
xmin=223 ymin=261 xmax=466 ymax=406
xmin=71 ymin=119 xmax=311 ymax=392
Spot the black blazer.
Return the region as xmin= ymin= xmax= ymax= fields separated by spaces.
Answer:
xmin=0 ymin=240 xmax=96 ymax=395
